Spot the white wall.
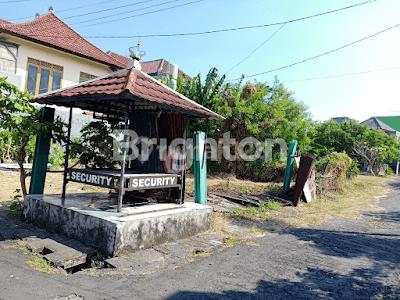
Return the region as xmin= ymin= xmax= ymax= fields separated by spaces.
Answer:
xmin=6 ymin=35 xmax=113 ymax=91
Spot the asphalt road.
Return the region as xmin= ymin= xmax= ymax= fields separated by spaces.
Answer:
xmin=1 ymin=178 xmax=400 ymax=300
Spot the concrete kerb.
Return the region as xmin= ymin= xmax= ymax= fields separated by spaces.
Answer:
xmin=2 ymin=201 xmax=260 ymax=275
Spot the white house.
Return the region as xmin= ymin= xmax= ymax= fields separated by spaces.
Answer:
xmin=0 ymin=10 xmax=124 ymax=95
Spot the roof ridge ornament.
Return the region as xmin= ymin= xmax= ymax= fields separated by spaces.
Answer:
xmin=128 ymin=40 xmax=146 ymax=70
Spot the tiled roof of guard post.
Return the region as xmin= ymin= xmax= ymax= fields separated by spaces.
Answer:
xmin=34 ymin=67 xmax=224 ymax=120
xmin=0 ymin=12 xmax=125 ymax=69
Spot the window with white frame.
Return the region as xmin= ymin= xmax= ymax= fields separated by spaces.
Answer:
xmin=0 ymin=41 xmax=18 ymax=74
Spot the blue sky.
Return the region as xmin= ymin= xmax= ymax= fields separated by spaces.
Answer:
xmin=1 ymin=0 xmax=400 ymax=123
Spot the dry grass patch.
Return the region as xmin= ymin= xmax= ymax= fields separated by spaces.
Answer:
xmin=185 ymin=173 xmax=282 ymax=196
xmin=2 ymin=239 xmax=30 ymax=253
xmin=222 ymin=238 xmax=245 ymax=247
xmin=26 ymin=256 xmax=57 ymax=274
xmin=0 ymin=172 xmax=109 ymax=204
xmin=275 ymin=175 xmax=390 ymax=228
xmin=206 ymin=175 xmax=391 ymax=231
xmin=246 ymin=242 xmax=260 ymax=246
xmin=205 ymin=211 xmax=233 ymax=237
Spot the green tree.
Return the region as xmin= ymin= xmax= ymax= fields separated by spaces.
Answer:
xmin=208 ymin=78 xmax=313 ymax=177
xmin=363 ymin=128 xmax=400 ymax=163
xmin=177 ymin=67 xmax=227 ymax=137
xmin=311 ymin=119 xmax=368 ymax=156
xmin=266 ymin=77 xmax=314 ymax=147
xmin=70 ymin=121 xmax=120 ymax=169
xmin=310 ymin=119 xmax=400 ymax=163
xmin=0 ymin=77 xmax=66 ymax=196
xmin=0 ymin=130 xmax=14 ymax=163
xmin=179 ymin=67 xmax=226 ymax=107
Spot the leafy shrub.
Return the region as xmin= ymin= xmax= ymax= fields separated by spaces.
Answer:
xmin=387 ymin=166 xmax=395 ymax=175
xmin=9 ymin=189 xmax=22 ymax=213
xmin=48 ymin=144 xmax=65 ymax=169
xmin=239 ymin=159 xmax=297 ymax=182
xmin=251 ymin=160 xmax=289 ymax=182
xmin=346 ymin=158 xmax=361 ymax=179
xmin=315 ymin=152 xmax=354 ymax=192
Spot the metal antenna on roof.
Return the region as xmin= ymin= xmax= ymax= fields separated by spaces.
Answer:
xmin=128 ymin=39 xmax=146 ymax=70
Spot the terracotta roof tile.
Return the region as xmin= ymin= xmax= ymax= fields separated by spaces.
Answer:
xmin=35 ymin=67 xmax=223 ymax=120
xmin=106 ymin=54 xmax=192 ymax=80
xmin=0 ymin=19 xmax=13 ymax=26
xmin=107 ymin=51 xmax=130 ymax=68
xmin=142 ymin=59 xmax=163 ymax=74
xmin=0 ymin=12 xmax=124 ymax=68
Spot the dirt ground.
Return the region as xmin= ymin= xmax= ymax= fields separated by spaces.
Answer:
xmin=0 ymin=171 xmax=108 ymax=205
xmin=206 ymin=175 xmax=390 ymax=235
xmin=0 ymin=170 xmax=391 ymax=233
xmin=0 ymin=171 xmax=279 ymax=205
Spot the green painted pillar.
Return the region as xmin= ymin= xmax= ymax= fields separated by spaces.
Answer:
xmin=194 ymin=131 xmax=207 ymax=205
xmin=29 ymin=107 xmax=55 ymax=194
xmin=283 ymin=140 xmax=298 ymax=192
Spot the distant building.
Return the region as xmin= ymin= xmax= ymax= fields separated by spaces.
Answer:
xmin=330 ymin=117 xmax=351 ymax=123
xmin=107 ymin=53 xmax=192 ymax=81
xmin=360 ymin=116 xmax=400 ymax=174
xmin=360 ymin=116 xmax=400 ymax=141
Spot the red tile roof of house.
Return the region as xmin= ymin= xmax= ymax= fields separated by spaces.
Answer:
xmin=34 ymin=67 xmax=223 ymax=120
xmin=0 ymin=19 xmax=13 ymax=26
xmin=107 ymin=51 xmax=130 ymax=68
xmin=142 ymin=59 xmax=162 ymax=75
xmin=106 ymin=52 xmax=192 ymax=81
xmin=144 ymin=59 xmax=193 ymax=81
xmin=0 ymin=12 xmax=125 ymax=69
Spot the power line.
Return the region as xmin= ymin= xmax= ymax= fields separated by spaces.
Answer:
xmin=81 ymin=0 xmax=377 ymax=38
xmin=225 ymin=22 xmax=400 ymax=82
xmin=70 ymin=0 xmax=180 ymax=26
xmin=74 ymin=0 xmax=205 ymax=29
xmin=9 ymin=0 xmax=118 ymax=22
xmin=281 ymin=66 xmax=400 ymax=83
xmin=224 ymin=23 xmax=286 ymax=75
xmin=0 ymin=0 xmax=31 ymax=2
xmin=58 ymin=0 xmax=117 ymax=13
xmin=64 ymin=0 xmax=157 ymax=20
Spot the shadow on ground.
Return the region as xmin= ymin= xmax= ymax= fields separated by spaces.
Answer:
xmin=165 ymin=228 xmax=400 ymax=299
xmin=166 ymin=273 xmax=397 ymax=299
xmin=165 ymin=191 xmax=400 ymax=300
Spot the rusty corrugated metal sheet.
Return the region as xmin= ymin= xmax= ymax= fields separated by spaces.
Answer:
xmin=129 ymin=113 xmax=163 ymax=173
xmin=128 ymin=113 xmax=186 ymax=173
xmin=292 ymin=153 xmax=315 ymax=206
xmin=158 ymin=114 xmax=185 ymax=144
